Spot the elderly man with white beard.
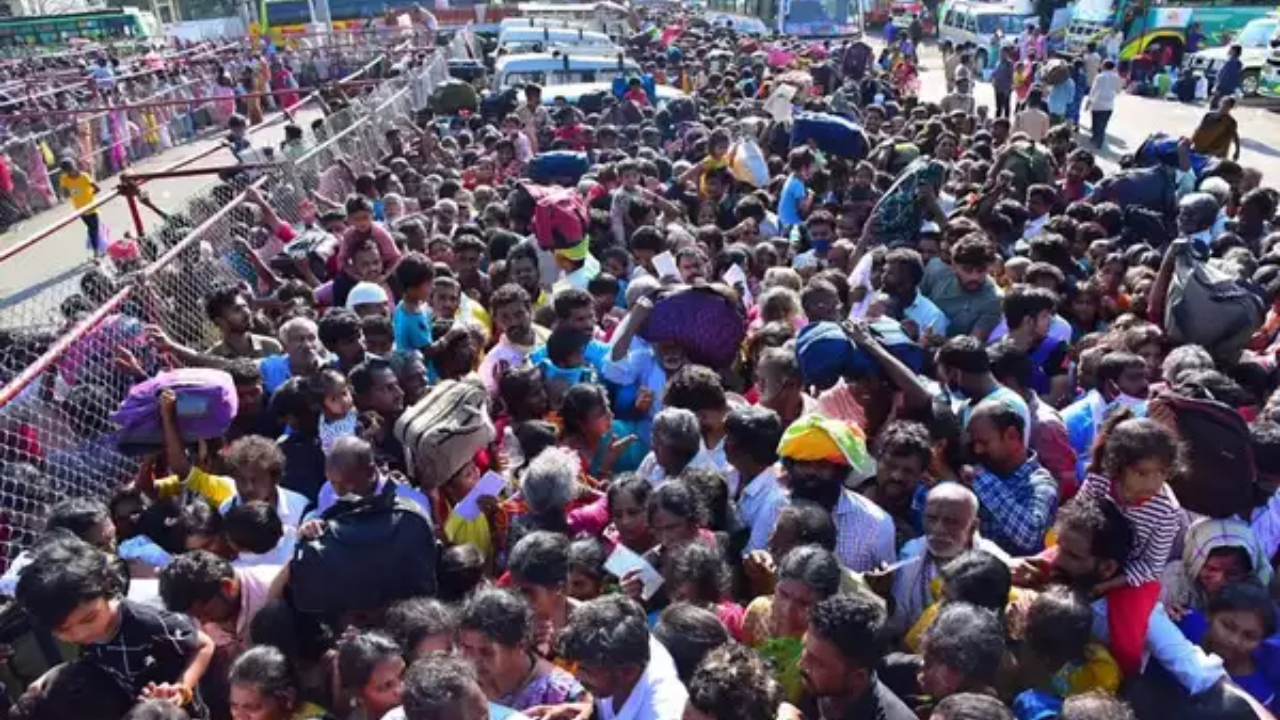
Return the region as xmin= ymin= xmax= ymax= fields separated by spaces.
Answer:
xmin=888 ymin=482 xmax=1010 ymax=636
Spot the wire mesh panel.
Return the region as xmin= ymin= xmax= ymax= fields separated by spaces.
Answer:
xmin=0 ymin=51 xmax=449 ymax=568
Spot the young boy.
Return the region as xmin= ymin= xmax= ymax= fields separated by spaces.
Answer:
xmin=58 ymin=158 xmax=102 ymax=256
xmin=393 ymin=252 xmax=435 ymax=353
xmin=777 ymin=147 xmax=815 ymax=234
xmin=16 ymin=538 xmax=215 ymax=714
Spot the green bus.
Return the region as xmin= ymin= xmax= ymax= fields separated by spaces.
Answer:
xmin=1063 ymin=0 xmax=1274 ymax=61
xmin=0 ymin=7 xmax=160 ymax=50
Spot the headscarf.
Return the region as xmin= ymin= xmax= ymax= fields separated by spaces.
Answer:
xmin=555 ymin=238 xmax=590 ymax=262
xmin=776 ymin=413 xmax=873 ymax=477
xmin=1160 ymin=517 xmax=1272 ymax=611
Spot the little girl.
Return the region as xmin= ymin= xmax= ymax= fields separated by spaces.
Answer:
xmin=318 ymin=368 xmax=357 ymax=456
xmin=1079 ymin=412 xmax=1182 ymax=677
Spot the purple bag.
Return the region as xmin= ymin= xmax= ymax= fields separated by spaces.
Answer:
xmin=111 ymin=368 xmax=239 ymax=456
xmin=639 ymin=284 xmax=746 ymax=369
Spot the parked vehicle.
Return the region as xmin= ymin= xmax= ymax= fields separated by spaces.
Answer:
xmin=938 ymin=0 xmax=1036 ymax=70
xmin=1187 ymin=14 xmax=1278 ymax=97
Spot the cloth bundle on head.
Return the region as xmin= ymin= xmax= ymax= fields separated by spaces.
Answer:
xmin=394 ymin=379 xmax=495 ymax=487
xmin=795 ymin=319 xmax=924 ymax=391
xmin=777 ymin=413 xmax=873 ymax=477
xmin=867 ymin=157 xmax=947 ymax=249
xmin=795 ymin=321 xmax=858 ymax=390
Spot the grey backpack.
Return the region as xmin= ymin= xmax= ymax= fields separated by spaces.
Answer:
xmin=1164 ymin=243 xmax=1264 ymax=365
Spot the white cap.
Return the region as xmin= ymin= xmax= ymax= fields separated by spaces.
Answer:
xmin=346 ymin=281 xmax=389 ymax=309
xmin=920 ymin=221 xmax=942 ymax=235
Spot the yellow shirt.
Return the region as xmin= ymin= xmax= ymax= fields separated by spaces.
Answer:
xmin=59 ymin=172 xmax=95 ymax=210
xmin=444 ymin=510 xmax=493 ymax=559
xmin=154 ymin=466 xmax=237 ymax=507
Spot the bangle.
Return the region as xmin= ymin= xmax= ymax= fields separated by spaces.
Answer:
xmin=175 ymin=684 xmax=195 ymax=706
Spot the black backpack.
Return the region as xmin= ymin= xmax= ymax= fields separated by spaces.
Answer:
xmin=290 ymin=485 xmax=439 ymax=617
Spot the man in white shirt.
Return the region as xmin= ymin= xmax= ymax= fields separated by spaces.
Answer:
xmin=636 ymin=408 xmax=720 ymax=487
xmin=559 ymin=596 xmax=687 ymax=720
xmin=1087 ymin=59 xmax=1125 ymax=150
xmin=725 ymin=406 xmax=787 ymax=555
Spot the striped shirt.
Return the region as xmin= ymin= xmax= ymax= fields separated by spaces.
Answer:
xmin=1079 ymin=473 xmax=1180 ymax=585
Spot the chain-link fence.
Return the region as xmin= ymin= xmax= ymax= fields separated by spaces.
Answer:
xmin=0 ymin=50 xmax=450 ymax=568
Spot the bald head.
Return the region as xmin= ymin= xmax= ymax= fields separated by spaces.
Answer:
xmin=928 ymin=481 xmax=979 ymax=516
xmin=924 ymin=481 xmax=980 ymax=560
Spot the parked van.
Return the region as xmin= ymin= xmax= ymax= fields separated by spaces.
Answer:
xmin=496 ymin=27 xmax=619 ymax=55
xmin=938 ymin=0 xmax=1035 ymax=69
xmin=493 ymin=52 xmax=643 ymax=89
xmin=1191 ymin=15 xmax=1278 ymax=97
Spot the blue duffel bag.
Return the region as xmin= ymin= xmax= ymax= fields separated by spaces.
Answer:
xmin=528 ymin=151 xmax=591 ymax=185
xmin=1134 ymin=133 xmax=1213 ymax=178
xmin=790 ymin=112 xmax=869 ymax=159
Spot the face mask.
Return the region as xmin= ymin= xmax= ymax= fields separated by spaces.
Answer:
xmin=812 ymin=239 xmax=832 ymax=254
xmin=1189 ymin=228 xmax=1214 ymax=247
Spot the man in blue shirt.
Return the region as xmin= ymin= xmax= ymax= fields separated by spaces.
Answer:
xmin=1213 ymin=44 xmax=1244 ymax=109
xmin=1047 ymin=73 xmax=1076 ymax=125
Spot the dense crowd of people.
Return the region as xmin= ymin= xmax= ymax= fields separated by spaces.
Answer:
xmin=5 ymin=9 xmax=1280 ymax=720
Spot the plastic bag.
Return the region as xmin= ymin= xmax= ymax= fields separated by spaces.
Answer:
xmin=729 ymin=140 xmax=769 ymax=187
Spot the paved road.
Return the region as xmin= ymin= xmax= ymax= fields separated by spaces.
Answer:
xmin=907 ymin=43 xmax=1280 ymax=178
xmin=0 ymin=107 xmax=321 ymax=328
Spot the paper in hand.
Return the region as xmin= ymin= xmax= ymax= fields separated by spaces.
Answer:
xmin=652 ymin=250 xmax=679 ymax=280
xmin=722 ymin=263 xmax=753 ymax=308
xmin=453 ymin=471 xmax=506 ymax=521
xmin=604 ymin=543 xmax=664 ymax=600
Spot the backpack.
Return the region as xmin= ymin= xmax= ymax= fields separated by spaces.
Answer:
xmin=111 ymin=369 xmax=238 ymax=456
xmin=1090 ymin=164 xmax=1177 ymax=219
xmin=393 ymin=380 xmax=495 ymax=489
xmin=1164 ymin=243 xmax=1265 ymax=365
xmin=529 ymin=184 xmax=589 ymax=250
xmin=290 ymin=484 xmax=439 ymax=616
xmin=790 ymin=112 xmax=869 ymax=159
xmin=1149 ymin=390 xmax=1257 ymax=519
xmin=528 ymin=151 xmax=591 ymax=185
xmin=267 ymin=228 xmax=339 ymax=281
xmin=996 ymin=141 xmax=1053 ymax=195
xmin=431 ymin=79 xmax=478 ymax=114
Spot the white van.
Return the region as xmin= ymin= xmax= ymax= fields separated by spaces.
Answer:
xmin=1191 ymin=15 xmax=1278 ymax=97
xmin=493 ymin=52 xmax=643 ymax=89
xmin=939 ymin=1 xmax=1036 ymax=69
xmin=496 ymin=27 xmax=620 ymax=55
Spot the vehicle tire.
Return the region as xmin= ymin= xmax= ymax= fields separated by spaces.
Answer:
xmin=1243 ymin=69 xmax=1260 ymax=97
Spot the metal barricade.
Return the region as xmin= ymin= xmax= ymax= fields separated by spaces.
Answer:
xmin=0 ymin=52 xmax=448 ymax=566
